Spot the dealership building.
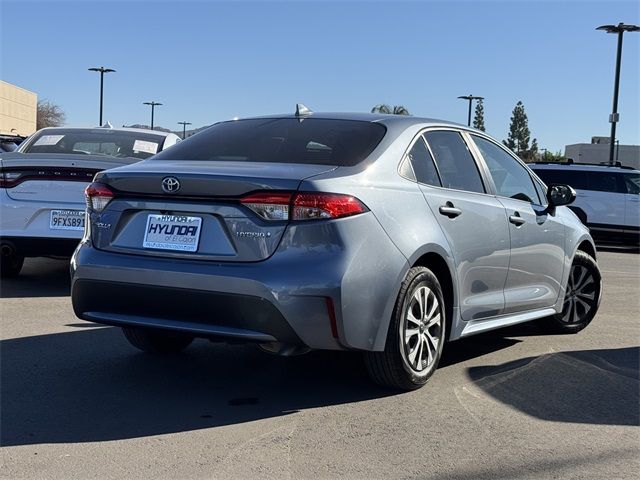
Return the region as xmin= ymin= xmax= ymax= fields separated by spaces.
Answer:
xmin=0 ymin=80 xmax=37 ymax=137
xmin=565 ymin=136 xmax=640 ymax=170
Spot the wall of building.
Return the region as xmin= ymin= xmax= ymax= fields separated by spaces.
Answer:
xmin=0 ymin=81 xmax=37 ymax=136
xmin=565 ymin=143 xmax=640 ymax=170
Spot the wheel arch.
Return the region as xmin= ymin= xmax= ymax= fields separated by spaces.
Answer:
xmin=576 ymin=238 xmax=596 ymax=260
xmin=372 ymin=245 xmax=458 ymax=351
xmin=568 ymin=206 xmax=588 ymax=226
xmin=411 ymin=250 xmax=456 ymax=342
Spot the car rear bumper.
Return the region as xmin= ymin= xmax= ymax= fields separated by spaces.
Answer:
xmin=70 ymin=214 xmax=409 ymax=351
xmin=72 ymin=279 xmax=303 ymax=344
xmin=0 ymin=236 xmax=80 ymax=257
xmin=0 ymin=189 xmax=84 ymax=256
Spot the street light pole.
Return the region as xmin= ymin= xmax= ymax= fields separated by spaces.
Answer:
xmin=457 ymin=95 xmax=484 ymax=126
xmin=88 ymin=67 xmax=115 ymax=126
xmin=596 ymin=22 xmax=639 ymax=165
xmin=143 ymin=101 xmax=162 ymax=130
xmin=178 ymin=121 xmax=192 ymax=139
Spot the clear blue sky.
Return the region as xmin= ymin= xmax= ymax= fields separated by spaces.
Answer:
xmin=2 ymin=0 xmax=639 ymax=152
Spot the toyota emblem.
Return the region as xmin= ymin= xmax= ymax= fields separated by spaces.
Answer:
xmin=162 ymin=177 xmax=180 ymax=193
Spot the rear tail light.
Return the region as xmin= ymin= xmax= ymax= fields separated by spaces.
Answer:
xmin=240 ymin=192 xmax=292 ymax=221
xmin=0 ymin=170 xmax=23 ymax=188
xmin=293 ymin=193 xmax=367 ymax=220
xmin=240 ymin=191 xmax=368 ymax=221
xmin=0 ymin=167 xmax=97 ymax=188
xmin=85 ymin=182 xmax=114 ymax=212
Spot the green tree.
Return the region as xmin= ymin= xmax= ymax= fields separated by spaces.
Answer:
xmin=473 ymin=99 xmax=485 ymax=131
xmin=542 ymin=150 xmax=566 ymax=162
xmin=371 ymin=104 xmax=410 ymax=115
xmin=526 ymin=138 xmax=539 ymax=161
xmin=37 ymin=100 xmax=66 ymax=130
xmin=503 ymin=101 xmax=530 ymax=156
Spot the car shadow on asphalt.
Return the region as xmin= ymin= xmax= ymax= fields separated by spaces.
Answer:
xmin=0 ymin=258 xmax=70 ymax=298
xmin=0 ymin=324 xmax=526 ymax=447
xmin=0 ymin=327 xmax=385 ymax=447
xmin=2 ymin=324 xmax=637 ymax=446
xmin=466 ymin=345 xmax=639 ymax=426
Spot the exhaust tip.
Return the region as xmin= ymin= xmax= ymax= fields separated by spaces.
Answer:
xmin=0 ymin=243 xmax=15 ymax=257
xmin=258 ymin=342 xmax=310 ymax=357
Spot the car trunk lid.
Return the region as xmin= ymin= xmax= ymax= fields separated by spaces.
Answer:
xmin=1 ymin=152 xmax=133 ymax=203
xmin=90 ymin=160 xmax=337 ymax=262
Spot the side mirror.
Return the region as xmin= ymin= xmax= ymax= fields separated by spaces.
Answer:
xmin=547 ymin=184 xmax=576 ymax=207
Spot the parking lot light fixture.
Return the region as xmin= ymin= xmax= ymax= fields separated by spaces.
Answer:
xmin=143 ymin=102 xmax=163 ymax=130
xmin=178 ymin=121 xmax=192 ymax=139
xmin=596 ymin=23 xmax=639 ymax=165
xmin=88 ymin=67 xmax=116 ymax=126
xmin=457 ymin=95 xmax=484 ymax=126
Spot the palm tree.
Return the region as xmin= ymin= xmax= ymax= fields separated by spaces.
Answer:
xmin=371 ymin=104 xmax=410 ymax=115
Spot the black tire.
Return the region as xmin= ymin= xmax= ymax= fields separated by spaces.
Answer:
xmin=543 ymin=250 xmax=601 ymax=334
xmin=0 ymin=252 xmax=24 ymax=278
xmin=122 ymin=327 xmax=194 ymax=354
xmin=364 ymin=266 xmax=446 ymax=390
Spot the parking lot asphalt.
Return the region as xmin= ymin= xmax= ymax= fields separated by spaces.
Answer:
xmin=1 ymin=249 xmax=639 ymax=480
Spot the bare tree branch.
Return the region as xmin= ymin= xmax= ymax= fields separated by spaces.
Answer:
xmin=37 ymin=100 xmax=66 ymax=130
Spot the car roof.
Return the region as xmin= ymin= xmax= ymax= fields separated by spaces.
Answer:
xmin=529 ymin=163 xmax=639 ymax=173
xmin=229 ymin=111 xmax=476 ymax=130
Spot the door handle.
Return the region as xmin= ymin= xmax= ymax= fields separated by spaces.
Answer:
xmin=439 ymin=202 xmax=462 ymax=218
xmin=509 ymin=212 xmax=526 ymax=226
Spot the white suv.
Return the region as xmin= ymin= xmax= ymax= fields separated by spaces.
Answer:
xmin=530 ymin=163 xmax=639 ymax=244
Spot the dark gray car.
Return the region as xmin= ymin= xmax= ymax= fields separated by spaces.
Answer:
xmin=71 ymin=110 xmax=601 ymax=390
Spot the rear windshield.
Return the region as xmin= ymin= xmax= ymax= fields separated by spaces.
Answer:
xmin=151 ymin=118 xmax=387 ymax=166
xmin=21 ymin=129 xmax=168 ymax=160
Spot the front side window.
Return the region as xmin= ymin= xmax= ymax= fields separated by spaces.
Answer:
xmin=406 ymin=137 xmax=441 ymax=186
xmin=473 ymin=135 xmax=539 ymax=203
xmin=533 ymin=178 xmax=548 ymax=205
xmin=623 ymin=173 xmax=640 ymax=194
xmin=423 ymin=131 xmax=485 ymax=193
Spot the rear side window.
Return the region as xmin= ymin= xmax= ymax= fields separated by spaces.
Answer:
xmin=151 ymin=118 xmax=386 ymax=166
xmin=423 ymin=131 xmax=485 ymax=193
xmin=406 ymin=137 xmax=441 ymax=186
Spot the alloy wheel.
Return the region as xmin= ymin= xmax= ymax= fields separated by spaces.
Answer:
xmin=401 ymin=285 xmax=442 ymax=372
xmin=561 ymin=264 xmax=597 ymax=324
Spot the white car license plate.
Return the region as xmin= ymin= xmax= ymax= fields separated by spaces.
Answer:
xmin=50 ymin=209 xmax=85 ymax=231
xmin=143 ymin=214 xmax=202 ymax=252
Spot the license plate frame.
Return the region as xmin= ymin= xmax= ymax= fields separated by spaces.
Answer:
xmin=49 ymin=209 xmax=85 ymax=231
xmin=142 ymin=214 xmax=202 ymax=252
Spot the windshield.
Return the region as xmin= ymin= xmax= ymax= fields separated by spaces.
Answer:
xmin=151 ymin=118 xmax=386 ymax=166
xmin=21 ymin=129 xmax=167 ymax=160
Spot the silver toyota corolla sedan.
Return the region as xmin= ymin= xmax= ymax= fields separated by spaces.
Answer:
xmin=71 ymin=108 xmax=602 ymax=390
